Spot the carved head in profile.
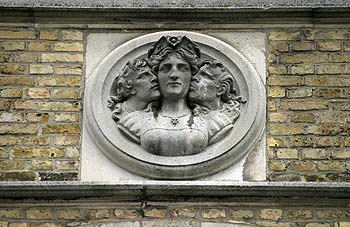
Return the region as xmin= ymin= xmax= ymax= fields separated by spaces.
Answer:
xmin=189 ymin=60 xmax=238 ymax=110
xmin=147 ymin=36 xmax=201 ymax=100
xmin=109 ymin=58 xmax=160 ymax=111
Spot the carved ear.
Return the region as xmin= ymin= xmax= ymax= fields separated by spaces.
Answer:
xmin=217 ymin=83 xmax=227 ymax=96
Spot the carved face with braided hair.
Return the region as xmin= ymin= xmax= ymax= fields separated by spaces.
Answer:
xmin=111 ymin=58 xmax=160 ymax=111
xmin=188 ymin=60 xmax=237 ymax=110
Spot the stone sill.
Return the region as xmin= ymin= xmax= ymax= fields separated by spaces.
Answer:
xmin=0 ymin=0 xmax=349 ymax=11
xmin=0 ymin=181 xmax=350 ymax=200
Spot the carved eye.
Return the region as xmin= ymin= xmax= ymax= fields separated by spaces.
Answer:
xmin=179 ymin=64 xmax=190 ymax=72
xmin=159 ymin=64 xmax=171 ymax=73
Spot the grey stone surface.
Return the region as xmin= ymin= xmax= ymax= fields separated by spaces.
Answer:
xmin=82 ymin=222 xmax=140 ymax=227
xmin=1 ymin=181 xmax=350 ymax=199
xmin=0 ymin=0 xmax=349 ymax=9
xmin=201 ymin=223 xmax=254 ymax=227
xmin=142 ymin=220 xmax=199 ymax=227
xmin=83 ymin=31 xmax=266 ymax=180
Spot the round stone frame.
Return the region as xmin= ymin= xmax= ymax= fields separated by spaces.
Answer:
xmin=85 ymin=31 xmax=266 ymax=179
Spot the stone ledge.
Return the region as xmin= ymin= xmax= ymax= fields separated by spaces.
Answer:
xmin=0 ymin=0 xmax=349 ymax=10
xmin=0 ymin=181 xmax=350 ymax=200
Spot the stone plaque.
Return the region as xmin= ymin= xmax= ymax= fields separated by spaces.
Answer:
xmin=83 ymin=31 xmax=266 ymax=180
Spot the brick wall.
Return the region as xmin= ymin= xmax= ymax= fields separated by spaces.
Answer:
xmin=0 ymin=29 xmax=83 ymax=181
xmin=267 ymin=30 xmax=350 ymax=182
xmin=1 ymin=27 xmax=350 ymax=182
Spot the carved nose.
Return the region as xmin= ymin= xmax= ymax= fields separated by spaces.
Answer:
xmin=169 ymin=72 xmax=179 ymax=80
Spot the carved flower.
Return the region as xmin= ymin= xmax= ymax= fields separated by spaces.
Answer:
xmin=167 ymin=36 xmax=181 ymax=47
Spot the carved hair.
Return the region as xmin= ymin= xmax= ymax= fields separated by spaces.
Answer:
xmin=200 ymin=60 xmax=237 ymax=103
xmin=112 ymin=58 xmax=149 ymax=103
xmin=147 ymin=36 xmax=200 ymax=75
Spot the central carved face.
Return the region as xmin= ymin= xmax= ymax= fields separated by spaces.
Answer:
xmin=157 ymin=53 xmax=192 ymax=100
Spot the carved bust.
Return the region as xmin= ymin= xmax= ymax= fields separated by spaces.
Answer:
xmin=107 ymin=36 xmax=245 ymax=156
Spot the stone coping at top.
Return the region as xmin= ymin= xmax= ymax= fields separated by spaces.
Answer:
xmin=0 ymin=181 xmax=350 ymax=200
xmin=0 ymin=0 xmax=349 ymax=10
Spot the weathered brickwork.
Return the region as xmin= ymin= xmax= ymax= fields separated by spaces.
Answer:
xmin=0 ymin=203 xmax=348 ymax=226
xmin=268 ymin=29 xmax=350 ymax=182
xmin=0 ymin=29 xmax=83 ymax=181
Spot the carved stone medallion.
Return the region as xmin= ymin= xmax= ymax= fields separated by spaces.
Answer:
xmin=84 ymin=31 xmax=265 ymax=179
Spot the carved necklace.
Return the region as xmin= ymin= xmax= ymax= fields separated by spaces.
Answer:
xmin=159 ymin=113 xmax=189 ymax=126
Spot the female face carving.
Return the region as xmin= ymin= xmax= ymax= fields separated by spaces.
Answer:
xmin=157 ymin=53 xmax=192 ymax=100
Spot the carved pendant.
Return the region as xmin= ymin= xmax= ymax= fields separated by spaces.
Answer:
xmin=170 ymin=117 xmax=179 ymax=126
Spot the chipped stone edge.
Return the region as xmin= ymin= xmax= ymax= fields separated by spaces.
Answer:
xmin=0 ymin=0 xmax=349 ymax=11
xmin=0 ymin=181 xmax=350 ymax=199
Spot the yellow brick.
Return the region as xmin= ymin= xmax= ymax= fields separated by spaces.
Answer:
xmin=55 ymin=160 xmax=79 ymax=170
xmin=268 ymin=65 xmax=288 ymax=74
xmin=29 ymin=64 xmax=54 ymax=74
xmin=317 ymin=136 xmax=341 ymax=147
xmin=301 ymin=148 xmax=329 ymax=159
xmin=269 ymin=32 xmax=301 ymax=41
xmin=288 ymin=161 xmax=315 ymax=171
xmin=305 ymin=223 xmax=330 ymax=227
xmin=0 ymin=76 xmax=35 ymax=86
xmin=291 ymin=42 xmax=315 ymax=51
xmin=290 ymin=64 xmax=314 ymax=75
xmin=22 ymin=136 xmax=50 ymax=145
xmin=291 ymin=113 xmax=316 ymax=123
xmin=38 ymin=101 xmax=80 ymax=111
xmin=0 ymin=30 xmax=36 ymax=39
xmin=54 ymin=135 xmax=80 ymax=145
xmin=331 ymin=149 xmax=350 ymax=159
xmin=202 ymin=209 xmax=225 ymax=219
xmin=270 ymin=42 xmax=289 ymax=52
xmin=57 ymin=209 xmax=81 ymax=220
xmin=25 ymin=88 xmax=51 ymax=99
xmin=259 ymin=209 xmax=283 ymax=220
xmin=316 ymin=64 xmax=343 ymax=74
xmin=61 ymin=30 xmax=83 ymax=40
xmin=280 ymin=53 xmax=328 ymax=64
xmin=315 ymin=30 xmax=350 ymax=39
xmin=280 ymin=100 xmax=328 ymax=110
xmin=55 ymin=65 xmax=82 ymax=75
xmin=268 ymin=76 xmax=303 ymax=86
xmin=28 ymin=160 xmax=53 ymax=171
xmin=0 ymin=209 xmax=22 ymax=219
xmin=287 ymin=87 xmax=313 ymax=98
xmin=26 ymin=209 xmax=53 ymax=220
xmin=269 ymin=161 xmax=287 ymax=171
xmin=54 ymin=42 xmax=83 ymax=52
xmin=276 ymin=148 xmax=298 ymax=159
xmin=270 ymin=123 xmax=305 ymax=135
xmin=305 ymin=75 xmax=350 ymax=86
xmin=329 ymin=100 xmax=350 ymax=110
xmin=37 ymin=76 xmax=81 ymax=87
xmin=316 ymin=210 xmax=342 ymax=219
xmin=268 ymin=100 xmax=277 ymax=111
xmin=0 ymin=64 xmax=26 ymax=75
xmin=66 ymin=147 xmax=79 ymax=158
xmin=338 ymin=222 xmax=350 ymax=227
xmin=0 ymin=123 xmax=38 ymax=134
xmin=0 ymin=41 xmax=25 ymax=51
xmin=317 ymin=161 xmax=344 ymax=171
xmin=256 ymin=221 xmax=290 ymax=227
xmin=39 ymin=31 xmax=58 ymax=40
xmin=54 ymin=113 xmax=79 ymax=122
xmin=0 ymin=88 xmax=22 ymax=98
xmin=314 ymin=88 xmax=343 ymax=98
xmin=170 ymin=208 xmax=195 ymax=218
xmin=0 ymin=160 xmax=25 ymax=170
xmin=268 ymin=87 xmax=285 ymax=98
xmin=344 ymin=42 xmax=350 ymax=51
xmin=0 ymin=99 xmax=11 ymax=110
xmin=317 ymin=41 xmax=342 ymax=51
xmin=25 ymin=113 xmax=49 ymax=123
xmin=268 ymin=137 xmax=289 ymax=147
xmin=0 ymin=148 xmax=8 ymax=158
xmin=14 ymin=100 xmax=38 ymax=110
xmin=0 ymin=53 xmax=38 ymax=63
xmin=11 ymin=147 xmax=64 ymax=158
xmin=0 ymin=135 xmax=22 ymax=145
xmin=0 ymin=172 xmax=36 ymax=181
xmin=86 ymin=209 xmax=110 ymax=219
xmin=331 ymin=53 xmax=350 ymax=62
xmin=269 ymin=112 xmax=289 ymax=123
xmin=40 ymin=53 xmax=83 ymax=63
xmin=42 ymin=124 xmax=80 ymax=134
xmin=51 ymin=88 xmax=80 ymax=99
xmin=0 ymin=112 xmax=24 ymax=122
xmin=230 ymin=209 xmax=254 ymax=219
xmin=28 ymin=42 xmax=51 ymax=51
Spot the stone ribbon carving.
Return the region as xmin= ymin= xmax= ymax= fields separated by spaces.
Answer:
xmin=107 ymin=36 xmax=246 ymax=156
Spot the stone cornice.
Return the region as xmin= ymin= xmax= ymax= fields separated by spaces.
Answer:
xmin=1 ymin=181 xmax=350 ymax=201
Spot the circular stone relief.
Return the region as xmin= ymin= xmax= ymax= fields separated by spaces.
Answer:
xmin=85 ymin=31 xmax=265 ymax=179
